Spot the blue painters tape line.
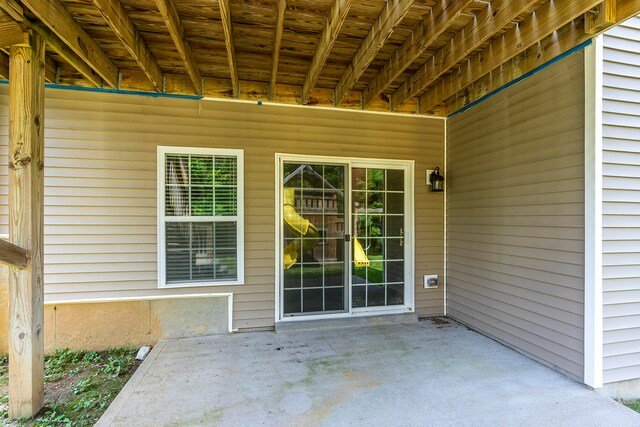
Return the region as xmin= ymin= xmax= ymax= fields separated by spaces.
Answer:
xmin=0 ymin=79 xmax=203 ymax=100
xmin=448 ymin=39 xmax=593 ymax=118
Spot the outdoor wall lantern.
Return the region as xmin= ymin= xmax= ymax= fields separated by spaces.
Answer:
xmin=428 ymin=167 xmax=444 ymax=192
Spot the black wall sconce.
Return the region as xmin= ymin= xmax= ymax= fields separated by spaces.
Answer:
xmin=428 ymin=167 xmax=444 ymax=192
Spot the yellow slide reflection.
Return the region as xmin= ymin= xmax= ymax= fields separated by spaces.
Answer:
xmin=282 ymin=188 xmax=369 ymax=269
xmin=353 ymin=236 xmax=370 ymax=267
xmin=283 ymin=188 xmax=319 ymax=269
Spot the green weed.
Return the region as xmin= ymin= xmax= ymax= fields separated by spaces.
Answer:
xmin=72 ymin=378 xmax=92 ymax=395
xmin=35 ymin=404 xmax=73 ymax=427
xmin=44 ymin=349 xmax=83 ymax=382
xmin=621 ymin=399 xmax=640 ymax=413
xmin=81 ymin=352 xmax=101 ymax=364
xmin=103 ymin=347 xmax=136 ymax=378
xmin=0 ymin=347 xmax=140 ymax=426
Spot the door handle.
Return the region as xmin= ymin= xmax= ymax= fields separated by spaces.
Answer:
xmin=345 ymin=234 xmax=351 ymax=242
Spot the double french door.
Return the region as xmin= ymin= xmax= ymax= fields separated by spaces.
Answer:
xmin=278 ymin=155 xmax=413 ymax=319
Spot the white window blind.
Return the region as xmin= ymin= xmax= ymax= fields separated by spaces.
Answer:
xmin=158 ymin=147 xmax=244 ymax=287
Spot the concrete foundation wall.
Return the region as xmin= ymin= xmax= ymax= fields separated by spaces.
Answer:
xmin=0 ymin=279 xmax=229 ymax=353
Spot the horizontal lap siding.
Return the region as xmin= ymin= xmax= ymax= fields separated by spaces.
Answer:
xmin=602 ymin=17 xmax=640 ymax=384
xmin=446 ymin=52 xmax=585 ymax=380
xmin=0 ymin=86 xmax=444 ymax=329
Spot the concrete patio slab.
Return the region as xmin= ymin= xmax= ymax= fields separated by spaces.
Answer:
xmin=97 ymin=319 xmax=640 ymax=426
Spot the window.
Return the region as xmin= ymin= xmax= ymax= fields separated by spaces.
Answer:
xmin=158 ymin=147 xmax=244 ymax=287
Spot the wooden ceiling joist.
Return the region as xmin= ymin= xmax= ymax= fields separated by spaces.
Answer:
xmin=333 ymin=0 xmax=415 ymax=105
xmin=28 ymin=20 xmax=104 ymax=87
xmin=443 ymin=16 xmax=588 ymax=114
xmin=269 ymin=0 xmax=286 ymax=101
xmin=219 ymin=0 xmax=239 ymax=97
xmin=21 ymin=0 xmax=119 ymax=87
xmin=1 ymin=0 xmax=636 ymax=115
xmin=420 ymin=0 xmax=604 ymax=112
xmin=154 ymin=0 xmax=202 ymax=95
xmin=301 ymin=0 xmax=353 ymax=104
xmin=362 ymin=0 xmax=473 ymax=108
xmin=391 ymin=0 xmax=539 ymax=110
xmin=0 ymin=0 xmax=23 ymax=22
xmin=93 ymin=0 xmax=163 ymax=91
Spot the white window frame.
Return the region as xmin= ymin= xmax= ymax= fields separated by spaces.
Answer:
xmin=157 ymin=146 xmax=244 ymax=288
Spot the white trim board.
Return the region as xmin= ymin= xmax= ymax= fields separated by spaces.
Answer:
xmin=584 ymin=37 xmax=604 ymax=389
xmin=274 ymin=153 xmax=416 ymax=322
xmin=443 ymin=116 xmax=448 ymax=316
xmin=200 ymin=96 xmax=447 ymax=120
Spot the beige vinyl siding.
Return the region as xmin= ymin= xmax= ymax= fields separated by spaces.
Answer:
xmin=0 ymin=86 xmax=444 ymax=329
xmin=446 ymin=52 xmax=585 ymax=380
xmin=602 ymin=17 xmax=640 ymax=384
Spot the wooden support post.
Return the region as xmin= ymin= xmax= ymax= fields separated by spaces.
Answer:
xmin=8 ymin=30 xmax=45 ymax=419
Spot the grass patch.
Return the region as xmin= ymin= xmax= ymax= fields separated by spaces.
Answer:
xmin=353 ymin=255 xmax=384 ymax=283
xmin=620 ymin=399 xmax=640 ymax=413
xmin=0 ymin=347 xmax=141 ymax=426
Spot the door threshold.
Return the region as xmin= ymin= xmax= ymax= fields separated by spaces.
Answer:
xmin=275 ymin=312 xmax=418 ymax=334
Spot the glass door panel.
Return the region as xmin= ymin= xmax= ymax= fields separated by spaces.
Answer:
xmin=351 ymin=168 xmax=405 ymax=308
xmin=282 ymin=163 xmax=347 ymax=315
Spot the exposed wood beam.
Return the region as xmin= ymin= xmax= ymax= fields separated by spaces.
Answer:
xmin=93 ymin=0 xmax=163 ymax=91
xmin=301 ymin=0 xmax=352 ymax=104
xmin=362 ymin=0 xmax=473 ymax=108
xmin=118 ymin=70 xmax=419 ymax=113
xmin=219 ymin=0 xmax=239 ymax=97
xmin=269 ymin=0 xmax=286 ymax=101
xmin=616 ymin=0 xmax=640 ymax=22
xmin=28 ymin=20 xmax=103 ymax=87
xmin=154 ymin=0 xmax=202 ymax=95
xmin=391 ymin=0 xmax=539 ymax=110
xmin=8 ymin=30 xmax=45 ymax=419
xmin=334 ymin=0 xmax=415 ymax=105
xmin=0 ymin=239 xmax=30 ymax=269
xmin=420 ymin=0 xmax=603 ymax=112
xmin=585 ymin=1 xmax=616 ymax=34
xmin=0 ymin=51 xmax=8 ymax=78
xmin=21 ymin=0 xmax=119 ymax=87
xmin=0 ymin=10 xmax=27 ymax=48
xmin=44 ymin=55 xmax=58 ymax=83
xmin=0 ymin=0 xmax=23 ymax=22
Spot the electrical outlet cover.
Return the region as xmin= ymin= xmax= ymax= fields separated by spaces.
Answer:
xmin=424 ymin=274 xmax=438 ymax=288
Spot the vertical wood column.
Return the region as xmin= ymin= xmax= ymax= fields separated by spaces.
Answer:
xmin=8 ymin=31 xmax=45 ymax=419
